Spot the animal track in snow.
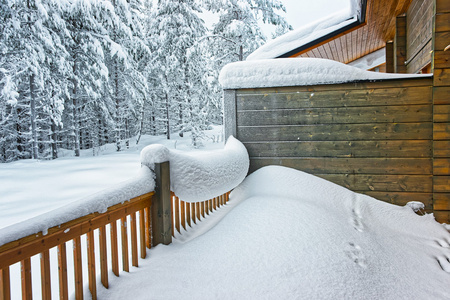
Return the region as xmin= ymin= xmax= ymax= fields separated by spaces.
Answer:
xmin=346 ymin=242 xmax=367 ymax=268
xmin=436 ymin=256 xmax=450 ymax=273
xmin=350 ymin=194 xmax=364 ymax=232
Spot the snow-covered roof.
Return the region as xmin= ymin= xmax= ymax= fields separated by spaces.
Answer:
xmin=247 ymin=0 xmax=364 ymax=61
xmin=219 ymin=58 xmax=431 ymax=89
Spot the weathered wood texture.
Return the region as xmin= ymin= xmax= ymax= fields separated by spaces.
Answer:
xmin=432 ymin=0 xmax=450 ymax=222
xmin=234 ymin=78 xmax=437 ymax=216
xmin=406 ymin=0 xmax=433 ymax=73
xmin=394 ymin=15 xmax=407 ymax=73
xmin=297 ymin=0 xmax=413 ymax=65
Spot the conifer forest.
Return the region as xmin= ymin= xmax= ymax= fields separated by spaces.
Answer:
xmin=0 ymin=0 xmax=291 ymax=162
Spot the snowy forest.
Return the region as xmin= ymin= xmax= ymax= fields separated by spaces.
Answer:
xmin=0 ymin=0 xmax=291 ymax=162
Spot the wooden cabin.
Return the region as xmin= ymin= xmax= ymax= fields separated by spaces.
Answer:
xmin=223 ymin=0 xmax=450 ymax=222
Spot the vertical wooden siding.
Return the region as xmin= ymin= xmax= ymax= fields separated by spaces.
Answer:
xmin=234 ymin=78 xmax=434 ymax=210
xmin=432 ymin=0 xmax=450 ymax=222
xmin=406 ymin=0 xmax=433 ymax=73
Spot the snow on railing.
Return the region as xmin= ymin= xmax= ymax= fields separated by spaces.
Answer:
xmin=0 ymin=136 xmax=249 ymax=300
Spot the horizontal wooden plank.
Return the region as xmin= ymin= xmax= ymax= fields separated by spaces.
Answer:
xmin=244 ymin=140 xmax=432 ymax=158
xmin=434 ymin=141 xmax=450 ymax=157
xmin=238 ymin=123 xmax=432 ymax=142
xmin=434 ymin=105 xmax=450 ymax=122
xmin=433 ymin=87 xmax=450 ymax=105
xmin=434 ymin=193 xmax=450 ymax=210
xmin=237 ymin=86 xmax=432 ymax=110
xmin=316 ymin=174 xmax=432 ymax=192
xmin=434 ymin=32 xmax=450 ymax=51
xmin=236 ymin=78 xmax=433 ymax=95
xmin=434 ymin=69 xmax=450 ymax=87
xmin=0 ymin=193 xmax=154 ymax=269
xmin=435 ymin=13 xmax=450 ymax=32
xmin=364 ymin=191 xmax=433 ymax=210
xmin=433 ymin=210 xmax=450 ymax=223
xmin=436 ymin=0 xmax=450 ymax=13
xmin=434 ymin=123 xmax=450 ymax=140
xmin=249 ymin=158 xmax=432 ymax=175
xmin=434 ymin=176 xmax=450 ymax=192
xmin=238 ymin=105 xmax=432 ymax=126
xmin=434 ymin=51 xmax=450 ymax=69
xmin=434 ymin=158 xmax=450 ymax=175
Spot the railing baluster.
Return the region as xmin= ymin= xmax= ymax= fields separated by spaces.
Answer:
xmin=205 ymin=200 xmax=209 ymax=215
xmin=180 ymin=200 xmax=186 ymax=230
xmin=121 ymin=217 xmax=129 ymax=272
xmin=139 ymin=210 xmax=146 ymax=259
xmin=130 ymin=212 xmax=138 ymax=267
xmin=57 ymin=243 xmax=68 ymax=300
xmin=87 ymin=231 xmax=96 ymax=299
xmin=1 ymin=267 xmax=11 ymax=300
xmin=73 ymin=237 xmax=83 ymax=300
xmin=144 ymin=207 xmax=151 ymax=249
xmin=214 ymin=197 xmax=217 ymax=210
xmin=99 ymin=226 xmax=108 ymax=288
xmin=40 ymin=249 xmax=51 ymax=300
xmin=171 ymin=194 xmax=175 ymax=237
xmin=209 ymin=199 xmax=213 ymax=213
xmin=110 ymin=221 xmax=119 ymax=277
xmin=201 ymin=201 xmax=205 ymax=218
xmin=186 ymin=203 xmax=191 ymax=227
xmin=196 ymin=202 xmax=201 ymax=221
xmin=21 ymin=258 xmax=32 ymax=300
xmin=191 ymin=203 xmax=196 ymax=224
xmin=175 ymin=197 xmax=180 ymax=234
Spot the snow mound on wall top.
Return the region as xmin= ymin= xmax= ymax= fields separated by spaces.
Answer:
xmin=141 ymin=136 xmax=249 ymax=202
xmin=219 ymin=58 xmax=431 ymax=89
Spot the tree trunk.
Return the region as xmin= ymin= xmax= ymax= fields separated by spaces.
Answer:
xmin=51 ymin=121 xmax=58 ymax=159
xmin=165 ymin=93 xmax=170 ymax=139
xmin=29 ymin=74 xmax=39 ymax=159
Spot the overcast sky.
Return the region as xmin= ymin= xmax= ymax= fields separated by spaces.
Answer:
xmin=282 ymin=0 xmax=350 ymax=29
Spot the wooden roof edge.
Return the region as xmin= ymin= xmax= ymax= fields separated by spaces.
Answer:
xmin=276 ymin=0 xmax=368 ymax=59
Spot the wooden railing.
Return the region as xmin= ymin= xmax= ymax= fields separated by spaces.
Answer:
xmin=0 ymin=162 xmax=232 ymax=300
xmin=171 ymin=192 xmax=230 ymax=235
xmin=0 ymin=192 xmax=153 ymax=300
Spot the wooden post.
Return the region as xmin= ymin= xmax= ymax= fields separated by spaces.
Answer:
xmin=151 ymin=162 xmax=172 ymax=246
xmin=386 ymin=41 xmax=394 ymax=73
xmin=1 ymin=267 xmax=10 ymax=300
xmin=394 ymin=14 xmax=407 ymax=73
xmin=432 ymin=0 xmax=450 ymax=223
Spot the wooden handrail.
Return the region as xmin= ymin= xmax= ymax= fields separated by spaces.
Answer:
xmin=0 ymin=168 xmax=232 ymax=300
xmin=0 ymin=192 xmax=154 ymax=300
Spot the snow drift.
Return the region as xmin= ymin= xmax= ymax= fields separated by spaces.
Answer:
xmin=219 ymin=57 xmax=431 ymax=89
xmin=140 ymin=136 xmax=249 ymax=202
xmin=0 ymin=167 xmax=154 ymax=247
xmin=100 ymin=166 xmax=450 ymax=299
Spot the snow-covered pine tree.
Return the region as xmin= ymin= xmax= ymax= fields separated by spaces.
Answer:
xmin=147 ymin=0 xmax=207 ymax=141
xmin=0 ymin=0 xmax=70 ymax=161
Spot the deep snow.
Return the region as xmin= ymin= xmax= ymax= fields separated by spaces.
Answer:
xmin=98 ymin=166 xmax=450 ymax=299
xmin=219 ymin=58 xmax=431 ymax=89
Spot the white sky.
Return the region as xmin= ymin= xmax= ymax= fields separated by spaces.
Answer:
xmin=281 ymin=0 xmax=350 ymax=30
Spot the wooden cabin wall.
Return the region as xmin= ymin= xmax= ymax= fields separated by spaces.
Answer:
xmin=406 ymin=0 xmax=433 ymax=73
xmin=225 ymin=78 xmax=434 ymax=212
xmin=432 ymin=0 xmax=450 ymax=222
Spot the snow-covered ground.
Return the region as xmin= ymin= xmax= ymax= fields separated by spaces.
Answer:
xmin=98 ymin=165 xmax=450 ymax=299
xmin=0 ymin=126 xmax=225 ymax=230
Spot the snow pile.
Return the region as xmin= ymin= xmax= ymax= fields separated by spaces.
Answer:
xmin=219 ymin=57 xmax=431 ymax=89
xmin=99 ymin=166 xmax=450 ymax=299
xmin=247 ymin=8 xmax=357 ymax=61
xmin=0 ymin=167 xmax=154 ymax=247
xmin=141 ymin=136 xmax=249 ymax=202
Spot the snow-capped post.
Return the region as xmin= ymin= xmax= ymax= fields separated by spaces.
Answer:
xmin=152 ymin=161 xmax=172 ymax=246
xmin=223 ymin=90 xmax=237 ymax=139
